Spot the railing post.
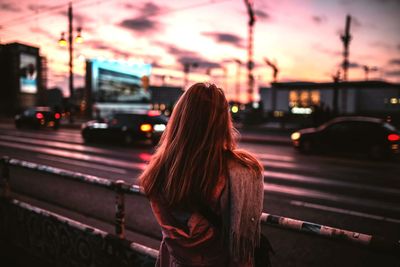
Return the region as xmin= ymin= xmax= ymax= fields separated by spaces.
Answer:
xmin=114 ymin=180 xmax=126 ymax=239
xmin=1 ymin=156 xmax=10 ymax=199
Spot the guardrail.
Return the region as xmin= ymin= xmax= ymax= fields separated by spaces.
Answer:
xmin=1 ymin=155 xmax=399 ymax=262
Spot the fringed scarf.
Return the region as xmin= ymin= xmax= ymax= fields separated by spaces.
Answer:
xmin=224 ymin=160 xmax=264 ymax=266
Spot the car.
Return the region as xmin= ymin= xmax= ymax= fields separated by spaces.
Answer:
xmin=81 ymin=110 xmax=168 ymax=145
xmin=291 ymin=116 xmax=400 ymax=159
xmin=15 ymin=106 xmax=61 ymax=130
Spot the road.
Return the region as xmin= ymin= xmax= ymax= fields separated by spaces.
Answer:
xmin=0 ymin=123 xmax=399 ymax=266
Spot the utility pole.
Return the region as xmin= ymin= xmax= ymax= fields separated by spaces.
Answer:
xmin=68 ymin=3 xmax=74 ymax=123
xmin=244 ymin=0 xmax=255 ymax=104
xmin=341 ymin=15 xmax=352 ymax=82
xmin=58 ymin=2 xmax=83 ymax=122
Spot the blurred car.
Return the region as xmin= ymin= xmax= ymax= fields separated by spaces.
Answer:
xmin=81 ymin=110 xmax=168 ymax=145
xmin=15 ymin=106 xmax=61 ymax=130
xmin=291 ymin=116 xmax=400 ymax=159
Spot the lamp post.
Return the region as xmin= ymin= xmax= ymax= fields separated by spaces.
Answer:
xmin=58 ymin=2 xmax=83 ymax=123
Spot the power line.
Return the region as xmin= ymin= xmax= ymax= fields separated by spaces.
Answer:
xmin=0 ymin=0 xmax=110 ymax=29
xmin=0 ymin=0 xmax=232 ymax=30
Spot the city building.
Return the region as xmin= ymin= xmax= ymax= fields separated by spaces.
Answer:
xmin=0 ymin=42 xmax=46 ymax=115
xmin=260 ymin=81 xmax=400 ymax=122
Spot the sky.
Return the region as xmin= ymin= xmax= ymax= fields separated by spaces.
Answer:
xmin=1 ymin=0 xmax=400 ymax=98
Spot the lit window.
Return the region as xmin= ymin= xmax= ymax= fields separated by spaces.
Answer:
xmin=311 ymin=90 xmax=320 ymax=105
xmin=289 ymin=91 xmax=298 ymax=107
xmin=300 ymin=91 xmax=309 ymax=107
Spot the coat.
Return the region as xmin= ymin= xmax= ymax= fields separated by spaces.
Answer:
xmin=149 ymin=159 xmax=264 ymax=267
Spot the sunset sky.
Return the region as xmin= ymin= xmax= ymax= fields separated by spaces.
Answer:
xmin=1 ymin=0 xmax=399 ymax=98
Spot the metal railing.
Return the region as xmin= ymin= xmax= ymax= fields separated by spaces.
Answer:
xmin=1 ymin=156 xmax=399 ymax=256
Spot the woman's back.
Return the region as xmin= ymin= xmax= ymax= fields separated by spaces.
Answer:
xmin=139 ymin=83 xmax=264 ymax=267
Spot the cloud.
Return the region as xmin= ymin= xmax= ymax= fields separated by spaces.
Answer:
xmin=254 ymin=9 xmax=270 ymax=21
xmin=351 ymin=16 xmax=362 ymax=28
xmin=84 ymin=40 xmax=132 ymax=58
xmin=58 ymin=10 xmax=94 ymax=27
xmin=124 ymin=1 xmax=167 ymax=16
xmin=311 ymin=15 xmax=327 ymax=24
xmin=118 ymin=2 xmax=167 ymax=35
xmin=156 ymin=42 xmax=220 ymax=69
xmin=348 ymin=62 xmax=361 ymax=68
xmin=0 ymin=2 xmax=20 ymax=12
xmin=398 ymin=44 xmax=400 ymax=51
xmin=336 ymin=61 xmax=361 ymax=69
xmin=202 ymin=32 xmax=244 ymax=48
xmin=369 ymin=41 xmax=392 ymax=49
xmin=30 ymin=27 xmax=57 ymax=40
xmin=385 ymin=70 xmax=400 ymax=77
xmin=312 ymin=44 xmax=341 ymax=56
xmin=119 ymin=18 xmax=160 ymax=33
xmin=388 ymin=58 xmax=400 ymax=65
xmin=28 ymin=4 xmax=50 ymax=11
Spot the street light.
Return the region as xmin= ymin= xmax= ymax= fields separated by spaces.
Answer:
xmin=58 ymin=2 xmax=83 ymax=123
xmin=58 ymin=32 xmax=67 ymax=47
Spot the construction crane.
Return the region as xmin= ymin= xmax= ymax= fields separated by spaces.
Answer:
xmin=341 ymin=15 xmax=352 ymax=81
xmin=264 ymin=57 xmax=279 ymax=83
xmin=243 ymin=0 xmax=255 ymax=103
xmin=362 ymin=65 xmax=378 ymax=81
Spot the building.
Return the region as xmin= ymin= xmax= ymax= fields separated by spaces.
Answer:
xmin=0 ymin=42 xmax=46 ymax=115
xmin=260 ymin=81 xmax=400 ymax=123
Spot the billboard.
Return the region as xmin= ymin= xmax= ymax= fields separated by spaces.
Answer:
xmin=19 ymin=53 xmax=38 ymax=94
xmin=89 ymin=59 xmax=152 ymax=103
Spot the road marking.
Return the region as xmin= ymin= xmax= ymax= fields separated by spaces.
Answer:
xmin=37 ymin=155 xmax=127 ymax=174
xmin=264 ymin=183 xmax=400 ymax=214
xmin=0 ymin=134 xmax=150 ymax=162
xmin=290 ymin=200 xmax=400 ymax=224
xmin=264 ymin=170 xmax=400 ymax=196
xmin=256 ymin=153 xmax=295 ymax=162
xmin=0 ymin=140 xmax=147 ymax=171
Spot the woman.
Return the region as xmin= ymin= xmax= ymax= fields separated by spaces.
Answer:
xmin=140 ymin=83 xmax=264 ymax=266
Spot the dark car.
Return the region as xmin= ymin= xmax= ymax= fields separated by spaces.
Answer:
xmin=15 ymin=107 xmax=61 ymax=130
xmin=291 ymin=116 xmax=400 ymax=159
xmin=81 ymin=110 xmax=168 ymax=145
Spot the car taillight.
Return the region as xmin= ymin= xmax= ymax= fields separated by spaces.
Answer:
xmin=388 ymin=134 xmax=400 ymax=142
xmin=36 ymin=113 xmax=44 ymax=119
xmin=147 ymin=110 xmax=161 ymax=117
xmin=55 ymin=113 xmax=61 ymax=119
xmin=140 ymin=124 xmax=152 ymax=132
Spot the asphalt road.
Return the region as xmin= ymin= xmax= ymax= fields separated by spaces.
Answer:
xmin=0 ymin=123 xmax=399 ymax=267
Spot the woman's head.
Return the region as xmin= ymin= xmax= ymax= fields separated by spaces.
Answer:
xmin=140 ymin=83 xmax=261 ymax=208
xmin=161 ymin=82 xmax=236 ymax=153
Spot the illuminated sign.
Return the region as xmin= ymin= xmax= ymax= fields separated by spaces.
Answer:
xmin=89 ymin=59 xmax=152 ymax=103
xmin=19 ymin=53 xmax=37 ymax=94
xmin=291 ymin=107 xmax=313 ymax=114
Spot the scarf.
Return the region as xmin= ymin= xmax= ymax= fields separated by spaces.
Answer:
xmin=224 ymin=160 xmax=264 ymax=265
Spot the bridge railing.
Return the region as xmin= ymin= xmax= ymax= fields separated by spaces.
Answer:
xmin=1 ymin=156 xmax=399 ymax=264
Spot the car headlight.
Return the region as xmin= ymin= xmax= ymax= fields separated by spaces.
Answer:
xmin=291 ymin=132 xmax=301 ymax=141
xmin=153 ymin=124 xmax=166 ymax=132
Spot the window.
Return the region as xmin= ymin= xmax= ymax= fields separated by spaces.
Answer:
xmin=289 ymin=90 xmax=320 ymax=107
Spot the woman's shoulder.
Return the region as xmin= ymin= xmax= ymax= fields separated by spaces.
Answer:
xmin=227 ymin=150 xmax=263 ymax=179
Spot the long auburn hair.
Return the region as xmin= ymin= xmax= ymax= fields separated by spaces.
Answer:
xmin=140 ymin=83 xmax=262 ymax=209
